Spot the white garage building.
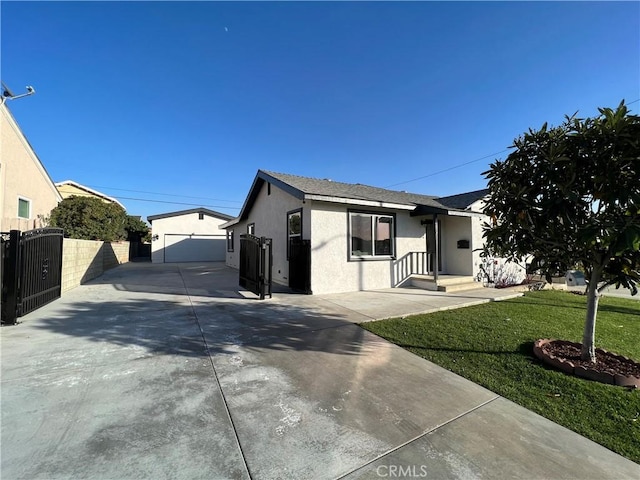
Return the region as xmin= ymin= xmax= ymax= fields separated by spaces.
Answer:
xmin=147 ymin=208 xmax=233 ymax=263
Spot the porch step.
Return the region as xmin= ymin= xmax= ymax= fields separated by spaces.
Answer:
xmin=410 ymin=275 xmax=481 ymax=293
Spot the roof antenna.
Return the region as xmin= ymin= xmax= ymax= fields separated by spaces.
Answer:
xmin=1 ymin=82 xmax=36 ymax=104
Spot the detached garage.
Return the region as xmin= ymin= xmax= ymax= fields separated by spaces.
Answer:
xmin=147 ymin=208 xmax=233 ymax=263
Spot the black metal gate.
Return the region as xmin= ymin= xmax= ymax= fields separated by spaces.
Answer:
xmin=1 ymin=228 xmax=64 ymax=325
xmin=239 ymin=234 xmax=272 ymax=300
xmin=289 ymin=238 xmax=311 ymax=294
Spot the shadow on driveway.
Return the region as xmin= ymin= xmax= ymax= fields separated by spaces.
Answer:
xmin=17 ymin=260 xmax=371 ymax=360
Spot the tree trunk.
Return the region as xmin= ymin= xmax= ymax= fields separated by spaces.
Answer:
xmin=581 ymin=268 xmax=602 ymax=363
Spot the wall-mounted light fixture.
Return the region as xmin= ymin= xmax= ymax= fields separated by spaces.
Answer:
xmin=1 ymin=82 xmax=36 ymax=104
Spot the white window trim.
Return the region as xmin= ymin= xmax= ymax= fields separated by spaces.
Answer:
xmin=17 ymin=196 xmax=32 ymax=219
xmin=348 ymin=211 xmax=395 ymax=261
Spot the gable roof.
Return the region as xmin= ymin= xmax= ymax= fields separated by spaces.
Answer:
xmin=223 ymin=170 xmax=488 ymax=227
xmin=1 ymin=103 xmax=62 ymax=203
xmin=262 ymin=170 xmax=447 ymax=208
xmin=55 ymin=180 xmax=125 ymax=210
xmin=147 ymin=207 xmax=234 ymax=223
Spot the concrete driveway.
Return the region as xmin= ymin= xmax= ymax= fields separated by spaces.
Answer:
xmin=1 ymin=262 xmax=638 ymax=479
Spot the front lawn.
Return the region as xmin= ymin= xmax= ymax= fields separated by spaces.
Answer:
xmin=360 ymin=290 xmax=640 ymax=463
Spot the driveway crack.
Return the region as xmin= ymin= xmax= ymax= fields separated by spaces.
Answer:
xmin=178 ymin=266 xmax=253 ymax=480
xmin=335 ymin=395 xmax=501 ymax=479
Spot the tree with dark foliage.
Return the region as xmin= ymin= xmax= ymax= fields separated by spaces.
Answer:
xmin=50 ymin=196 xmax=127 ymax=242
xmin=483 ymin=102 xmax=639 ymax=363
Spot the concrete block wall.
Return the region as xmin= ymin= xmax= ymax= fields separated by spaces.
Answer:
xmin=104 ymin=242 xmax=130 ymax=270
xmin=61 ymin=239 xmax=103 ymax=293
xmin=61 ymin=239 xmax=130 ymax=293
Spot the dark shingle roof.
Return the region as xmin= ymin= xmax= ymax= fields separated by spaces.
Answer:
xmin=436 ymin=189 xmax=489 ymax=210
xmin=225 ymin=170 xmax=487 ymax=225
xmin=261 ymin=170 xmax=446 ymax=208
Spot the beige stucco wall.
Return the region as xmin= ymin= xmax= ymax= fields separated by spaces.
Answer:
xmin=225 ymin=182 xmax=306 ymax=287
xmin=0 ymin=103 xmax=61 ymax=231
xmin=309 ymin=202 xmax=426 ymax=295
xmin=57 ymin=184 xmax=109 ymax=203
xmin=61 ymin=238 xmax=130 ymax=293
xmin=150 ymin=212 xmax=228 ymax=263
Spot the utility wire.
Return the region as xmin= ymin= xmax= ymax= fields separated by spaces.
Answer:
xmin=59 ymin=190 xmax=240 ymax=210
xmin=385 ymin=149 xmax=509 ymax=189
xmin=115 ymin=196 xmax=240 ymax=210
xmin=385 ymin=97 xmax=640 ymax=190
xmin=85 ymin=184 xmax=243 ymax=204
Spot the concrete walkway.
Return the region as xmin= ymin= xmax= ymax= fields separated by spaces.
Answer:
xmin=1 ymin=262 xmax=638 ymax=479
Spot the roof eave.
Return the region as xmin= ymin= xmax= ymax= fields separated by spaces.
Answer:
xmin=56 ymin=180 xmax=126 ymax=210
xmin=229 ymin=170 xmax=306 ymax=226
xmin=147 ymin=207 xmax=233 ymax=223
xmin=410 ymin=205 xmax=483 ymax=217
xmin=220 ymin=218 xmax=240 ymax=229
xmin=2 ymin=104 xmax=63 ymax=202
xmin=258 ymin=170 xmax=305 ymax=201
xmin=305 ymin=194 xmax=415 ymax=210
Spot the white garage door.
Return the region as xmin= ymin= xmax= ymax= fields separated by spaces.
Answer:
xmin=163 ymin=234 xmax=226 ymax=262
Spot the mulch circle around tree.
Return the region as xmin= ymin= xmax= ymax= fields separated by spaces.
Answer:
xmin=533 ymin=339 xmax=640 ymax=387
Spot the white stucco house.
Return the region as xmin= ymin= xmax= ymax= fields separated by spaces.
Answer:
xmin=147 ymin=208 xmax=233 ymax=263
xmin=221 ymin=170 xmax=521 ymax=295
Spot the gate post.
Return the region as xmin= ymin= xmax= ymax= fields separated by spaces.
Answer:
xmin=2 ymin=230 xmax=21 ymax=325
xmin=259 ymin=237 xmax=266 ymax=300
xmin=258 ymin=237 xmax=272 ymax=300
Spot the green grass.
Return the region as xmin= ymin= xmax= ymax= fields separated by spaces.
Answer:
xmin=360 ymin=290 xmax=640 ymax=463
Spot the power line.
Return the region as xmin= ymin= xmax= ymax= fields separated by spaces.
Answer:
xmin=385 ymin=98 xmax=640 ymax=190
xmin=385 ymin=149 xmax=509 ymax=189
xmin=85 ymin=184 xmax=243 ymax=204
xmin=115 ymin=196 xmax=240 ymax=210
xmin=59 ymin=190 xmax=240 ymax=210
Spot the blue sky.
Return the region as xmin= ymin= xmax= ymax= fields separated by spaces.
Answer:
xmin=2 ymin=1 xmax=639 ymax=221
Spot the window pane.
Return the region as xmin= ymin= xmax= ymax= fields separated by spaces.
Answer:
xmin=227 ymin=230 xmax=234 ymax=251
xmin=18 ymin=198 xmax=30 ymax=218
xmin=375 ymin=217 xmax=392 ymax=255
xmin=288 ymin=212 xmax=301 ymax=236
xmin=351 ymin=214 xmax=372 ymax=256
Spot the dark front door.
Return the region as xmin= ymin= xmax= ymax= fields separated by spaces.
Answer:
xmin=288 ymin=238 xmax=311 ymax=294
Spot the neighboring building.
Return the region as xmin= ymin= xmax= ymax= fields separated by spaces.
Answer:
xmin=0 ymin=102 xmax=62 ymax=231
xmin=55 ymin=180 xmax=126 ymax=210
xmin=147 ymin=208 xmax=234 ymax=263
xmin=222 ymin=170 xmax=521 ymax=295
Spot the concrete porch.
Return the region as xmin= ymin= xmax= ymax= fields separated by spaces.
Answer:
xmin=410 ymin=274 xmax=481 ymax=292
